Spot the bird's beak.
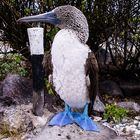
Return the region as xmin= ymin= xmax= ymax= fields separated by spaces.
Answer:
xmin=17 ymin=11 xmax=61 ymax=25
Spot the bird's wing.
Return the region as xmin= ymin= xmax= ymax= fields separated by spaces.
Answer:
xmin=85 ymin=52 xmax=100 ymax=115
xmin=43 ymin=51 xmax=53 ymax=80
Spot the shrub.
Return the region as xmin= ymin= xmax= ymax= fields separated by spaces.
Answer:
xmin=103 ymin=103 xmax=129 ymax=123
xmin=0 ymin=53 xmax=29 ymax=80
xmin=44 ymin=78 xmax=54 ymax=95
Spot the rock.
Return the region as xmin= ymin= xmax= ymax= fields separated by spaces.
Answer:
xmin=2 ymin=104 xmax=33 ymax=131
xmin=93 ymin=116 xmax=102 ymax=122
xmin=33 ymin=122 xmax=126 ymax=140
xmin=1 ymin=103 xmax=54 ymax=132
xmin=0 ymin=83 xmax=2 ymax=97
xmin=135 ymin=116 xmax=140 ymax=120
xmin=93 ymin=96 xmax=105 ymax=112
xmin=138 ymin=123 xmax=140 ymax=129
xmin=135 ymin=130 xmax=140 ymax=135
xmin=1 ymin=138 xmax=11 ymax=140
xmin=98 ymin=48 xmax=111 ymax=68
xmin=0 ymin=74 xmax=32 ymax=105
xmin=99 ymin=80 xmax=123 ymax=96
xmin=31 ymin=116 xmax=47 ymax=128
xmin=115 ymin=124 xmax=120 ymax=129
xmin=122 ymin=118 xmax=128 ymax=124
xmin=125 ymin=125 xmax=136 ymax=133
xmin=0 ymin=111 xmax=4 ymax=121
xmin=119 ymin=81 xmax=140 ymax=96
xmin=117 ymin=101 xmax=140 ymax=112
xmin=112 ymin=116 xmax=140 ymax=140
xmin=0 ymin=135 xmax=3 ymax=140
xmin=129 ymin=125 xmax=137 ymax=129
xmin=134 ymin=120 xmax=139 ymax=125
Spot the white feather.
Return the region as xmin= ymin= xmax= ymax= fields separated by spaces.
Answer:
xmin=51 ymin=29 xmax=91 ymax=108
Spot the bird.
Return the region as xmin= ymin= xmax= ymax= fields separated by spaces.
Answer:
xmin=18 ymin=5 xmax=100 ymax=131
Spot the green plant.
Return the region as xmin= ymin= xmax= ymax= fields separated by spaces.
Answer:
xmin=103 ymin=104 xmax=129 ymax=123
xmin=0 ymin=53 xmax=29 ymax=80
xmin=46 ymin=27 xmax=59 ymax=41
xmin=24 ymin=8 xmax=32 ymax=16
xmin=44 ymin=78 xmax=54 ymax=95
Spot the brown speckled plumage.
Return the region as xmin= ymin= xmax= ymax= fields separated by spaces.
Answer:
xmin=54 ymin=5 xmax=89 ymax=44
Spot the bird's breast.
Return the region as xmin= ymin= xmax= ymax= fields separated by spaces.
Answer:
xmin=51 ymin=29 xmax=90 ymax=108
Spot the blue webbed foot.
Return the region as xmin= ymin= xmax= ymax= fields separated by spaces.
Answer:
xmin=48 ymin=104 xmax=74 ymax=127
xmin=73 ymin=104 xmax=99 ymax=132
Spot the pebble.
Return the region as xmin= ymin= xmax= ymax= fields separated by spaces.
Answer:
xmin=138 ymin=123 xmax=140 ymax=129
xmin=129 ymin=125 xmax=137 ymax=129
xmin=108 ymin=116 xmax=140 ymax=140
xmin=125 ymin=126 xmax=136 ymax=133
xmin=135 ymin=116 xmax=140 ymax=120
xmin=93 ymin=116 xmax=102 ymax=122
xmin=115 ymin=125 xmax=120 ymax=129
xmin=122 ymin=118 xmax=128 ymax=123
xmin=135 ymin=130 xmax=140 ymax=135
xmin=31 ymin=116 xmax=47 ymax=128
xmin=134 ymin=120 xmax=139 ymax=125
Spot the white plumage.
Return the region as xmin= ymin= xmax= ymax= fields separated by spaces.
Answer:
xmin=51 ymin=29 xmax=91 ymax=108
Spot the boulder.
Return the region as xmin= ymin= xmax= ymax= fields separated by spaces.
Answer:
xmin=93 ymin=96 xmax=105 ymax=113
xmin=117 ymin=101 xmax=140 ymax=112
xmin=99 ymin=80 xmax=123 ymax=96
xmin=0 ymin=74 xmax=32 ymax=104
xmin=119 ymin=81 xmax=140 ymax=96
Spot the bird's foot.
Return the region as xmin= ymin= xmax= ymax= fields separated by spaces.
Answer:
xmin=48 ymin=104 xmax=74 ymax=127
xmin=73 ymin=113 xmax=99 ymax=131
xmin=73 ymin=104 xmax=99 ymax=132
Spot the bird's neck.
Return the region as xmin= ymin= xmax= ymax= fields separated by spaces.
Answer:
xmin=63 ymin=28 xmax=87 ymax=44
xmin=62 ymin=29 xmax=84 ymax=44
xmin=68 ymin=21 xmax=89 ymax=44
xmin=60 ymin=25 xmax=88 ymax=44
xmin=75 ymin=30 xmax=88 ymax=44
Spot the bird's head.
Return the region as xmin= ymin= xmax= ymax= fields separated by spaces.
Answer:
xmin=18 ymin=5 xmax=89 ymax=43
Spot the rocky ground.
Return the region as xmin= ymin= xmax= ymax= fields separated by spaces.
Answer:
xmin=0 ymin=102 xmax=139 ymax=140
xmin=0 ymin=74 xmax=140 ymax=140
xmin=102 ymin=116 xmax=140 ymax=140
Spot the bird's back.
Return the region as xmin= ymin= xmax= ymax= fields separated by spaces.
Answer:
xmin=51 ymin=29 xmax=90 ymax=108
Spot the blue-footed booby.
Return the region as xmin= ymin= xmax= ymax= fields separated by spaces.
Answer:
xmin=18 ymin=5 xmax=100 ymax=131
